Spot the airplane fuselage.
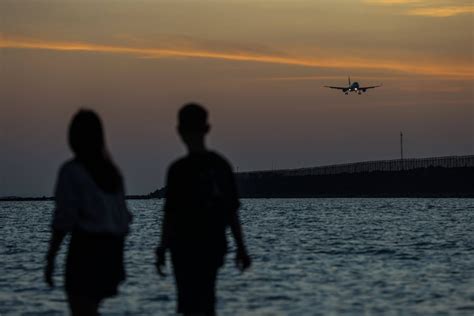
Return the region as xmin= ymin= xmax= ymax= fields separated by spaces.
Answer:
xmin=324 ymin=77 xmax=382 ymax=94
xmin=348 ymin=82 xmax=360 ymax=92
xmin=342 ymin=82 xmax=364 ymax=94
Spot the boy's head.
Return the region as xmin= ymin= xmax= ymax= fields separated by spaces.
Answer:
xmin=178 ymin=103 xmax=209 ymax=133
xmin=178 ymin=103 xmax=210 ymax=148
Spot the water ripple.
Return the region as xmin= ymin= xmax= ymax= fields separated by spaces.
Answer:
xmin=1 ymin=198 xmax=473 ymax=315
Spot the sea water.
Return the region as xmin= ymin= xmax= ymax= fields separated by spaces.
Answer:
xmin=1 ymin=199 xmax=473 ymax=315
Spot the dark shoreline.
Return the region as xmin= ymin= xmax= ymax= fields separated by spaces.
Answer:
xmin=232 ymin=167 xmax=474 ymax=199
xmin=3 ymin=158 xmax=473 ymax=201
xmin=1 ymin=195 xmax=473 ymax=202
xmin=0 ymin=195 xmax=155 ymax=202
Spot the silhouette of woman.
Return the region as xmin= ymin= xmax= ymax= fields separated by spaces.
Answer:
xmin=44 ymin=110 xmax=132 ymax=315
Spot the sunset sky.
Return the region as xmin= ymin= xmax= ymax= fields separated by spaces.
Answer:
xmin=1 ymin=0 xmax=473 ymax=196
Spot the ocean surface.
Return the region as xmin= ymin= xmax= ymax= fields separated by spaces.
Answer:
xmin=1 ymin=199 xmax=473 ymax=315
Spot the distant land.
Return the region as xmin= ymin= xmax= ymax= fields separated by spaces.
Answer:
xmin=151 ymin=155 xmax=474 ymax=199
xmin=1 ymin=155 xmax=473 ymax=201
xmin=0 ymin=195 xmax=151 ymax=202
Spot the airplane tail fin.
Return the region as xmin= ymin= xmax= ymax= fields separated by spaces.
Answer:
xmin=348 ymin=76 xmax=351 ymax=86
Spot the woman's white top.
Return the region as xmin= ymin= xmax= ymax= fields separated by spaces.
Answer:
xmin=52 ymin=159 xmax=132 ymax=235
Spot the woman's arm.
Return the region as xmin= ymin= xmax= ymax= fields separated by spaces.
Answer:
xmin=44 ymin=229 xmax=67 ymax=287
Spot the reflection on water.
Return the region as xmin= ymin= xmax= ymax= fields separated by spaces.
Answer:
xmin=1 ymin=199 xmax=474 ymax=315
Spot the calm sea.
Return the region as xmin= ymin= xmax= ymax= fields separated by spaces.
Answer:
xmin=1 ymin=199 xmax=473 ymax=315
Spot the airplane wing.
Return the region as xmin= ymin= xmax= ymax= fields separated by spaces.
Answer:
xmin=324 ymin=86 xmax=348 ymax=90
xmin=359 ymin=84 xmax=382 ymax=90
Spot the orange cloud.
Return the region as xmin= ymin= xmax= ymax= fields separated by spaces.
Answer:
xmin=364 ymin=0 xmax=423 ymax=4
xmin=0 ymin=37 xmax=472 ymax=78
xmin=407 ymin=6 xmax=474 ymax=17
xmin=364 ymin=0 xmax=474 ymax=17
xmin=261 ymin=75 xmax=411 ymax=81
xmin=260 ymin=76 xmax=357 ymax=81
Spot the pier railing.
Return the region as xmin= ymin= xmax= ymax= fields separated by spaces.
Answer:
xmin=238 ymin=155 xmax=474 ymax=178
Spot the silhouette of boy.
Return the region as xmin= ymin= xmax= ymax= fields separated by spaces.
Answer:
xmin=156 ymin=103 xmax=251 ymax=315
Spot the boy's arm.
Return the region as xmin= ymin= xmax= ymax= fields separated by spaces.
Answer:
xmin=156 ymin=168 xmax=174 ymax=276
xmin=226 ymin=162 xmax=251 ymax=271
xmin=158 ymin=211 xmax=171 ymax=250
xmin=229 ymin=211 xmax=251 ymax=272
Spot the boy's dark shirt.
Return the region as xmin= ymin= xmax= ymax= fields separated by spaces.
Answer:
xmin=164 ymin=151 xmax=239 ymax=259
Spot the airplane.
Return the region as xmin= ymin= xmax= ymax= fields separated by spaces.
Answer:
xmin=324 ymin=77 xmax=382 ymax=95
